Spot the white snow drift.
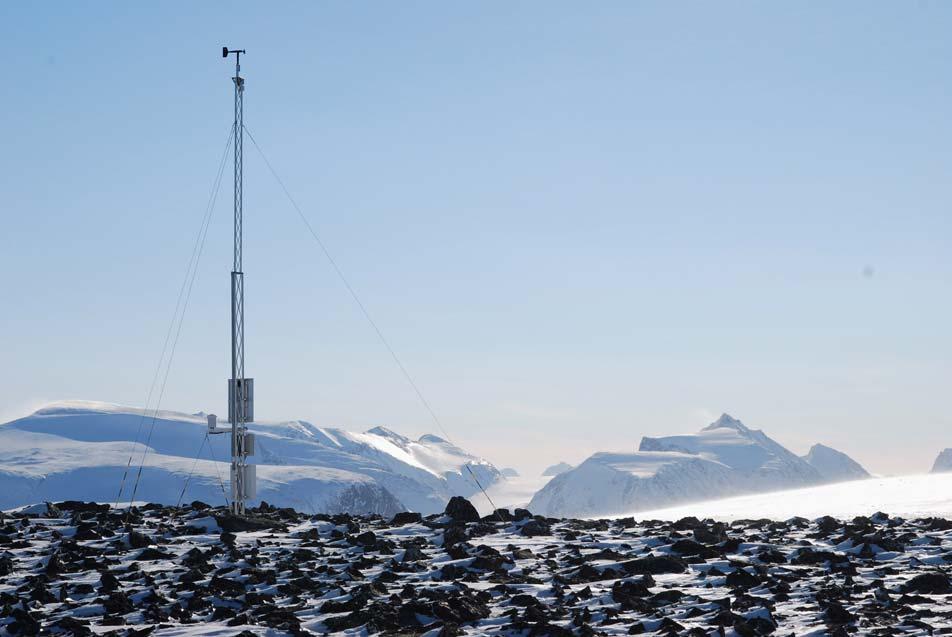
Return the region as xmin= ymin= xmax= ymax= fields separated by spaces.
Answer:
xmin=628 ymin=472 xmax=952 ymax=522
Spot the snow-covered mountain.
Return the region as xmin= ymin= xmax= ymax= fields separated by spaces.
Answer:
xmin=801 ymin=443 xmax=870 ymax=482
xmin=541 ymin=461 xmax=573 ymax=477
xmin=529 ymin=414 xmax=837 ymax=518
xmin=931 ymin=449 xmax=952 ymax=473
xmin=0 ymin=401 xmax=501 ymax=514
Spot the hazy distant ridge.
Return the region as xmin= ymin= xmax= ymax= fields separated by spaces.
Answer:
xmin=529 ymin=413 xmax=868 ymax=518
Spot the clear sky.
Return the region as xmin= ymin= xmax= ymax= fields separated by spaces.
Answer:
xmin=2 ymin=2 xmax=951 ymax=477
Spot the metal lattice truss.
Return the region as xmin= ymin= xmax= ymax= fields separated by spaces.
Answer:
xmin=225 ymin=48 xmax=251 ymax=516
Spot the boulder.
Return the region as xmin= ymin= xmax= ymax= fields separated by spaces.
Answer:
xmin=390 ymin=511 xmax=423 ymax=526
xmin=445 ymin=497 xmax=480 ymax=523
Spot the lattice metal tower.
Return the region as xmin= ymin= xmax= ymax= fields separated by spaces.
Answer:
xmin=223 ymin=46 xmax=255 ymax=516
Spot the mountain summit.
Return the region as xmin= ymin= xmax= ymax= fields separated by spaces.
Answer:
xmin=530 ymin=414 xmax=855 ymax=518
xmin=702 ymin=413 xmax=748 ymax=432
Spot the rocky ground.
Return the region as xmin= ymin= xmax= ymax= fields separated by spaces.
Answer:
xmin=3 ymin=497 xmax=952 ymax=636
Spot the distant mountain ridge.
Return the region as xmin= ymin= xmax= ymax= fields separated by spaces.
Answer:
xmin=931 ymin=449 xmax=952 ymax=473
xmin=802 ymin=443 xmax=870 ymax=482
xmin=529 ymin=413 xmax=868 ymax=518
xmin=0 ymin=401 xmax=502 ymax=514
xmin=542 ymin=462 xmax=573 ymax=477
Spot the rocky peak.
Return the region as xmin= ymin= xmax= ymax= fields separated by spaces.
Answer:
xmin=703 ymin=413 xmax=750 ymax=433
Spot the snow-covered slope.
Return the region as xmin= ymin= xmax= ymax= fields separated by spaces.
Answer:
xmin=802 ymin=443 xmax=870 ymax=482
xmin=541 ymin=461 xmax=573 ymax=477
xmin=0 ymin=401 xmax=501 ymax=514
xmin=628 ymin=473 xmax=952 ymax=522
xmin=931 ymin=449 xmax=952 ymax=473
xmin=529 ymin=414 xmax=830 ymax=518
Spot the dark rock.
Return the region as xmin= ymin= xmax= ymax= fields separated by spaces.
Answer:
xmin=792 ymin=548 xmax=843 ymax=565
xmin=670 ymin=539 xmax=716 ymax=557
xmin=734 ymin=612 xmax=777 ymax=636
xmin=44 ymin=553 xmax=64 ymax=575
xmin=56 ymin=501 xmax=110 ymax=514
xmin=391 ymin=511 xmax=423 ymax=526
xmin=210 ymin=575 xmax=247 ymax=597
xmin=815 ymin=516 xmax=840 ymax=535
xmin=710 ymin=610 xmax=744 ymax=627
xmin=9 ymin=608 xmax=40 ymax=636
xmin=99 ymin=571 xmax=120 ymax=592
xmin=443 ymin=525 xmax=468 ymax=546
xmin=621 ymin=555 xmax=687 ymax=575
xmin=214 ymin=513 xmax=282 ymax=532
xmin=694 ymin=523 xmax=729 ymax=545
xmin=73 ymin=523 xmax=101 ymax=541
xmin=0 ymin=554 xmax=13 ymax=577
xmin=102 ymin=591 xmax=133 ymax=615
xmin=673 ymin=516 xmax=703 ymax=530
xmin=509 ymin=593 xmax=541 ymax=607
xmin=485 ymin=508 xmax=513 ymax=522
xmin=470 ymin=554 xmax=506 ymax=571
xmin=612 ymin=579 xmax=652 ymax=610
xmin=445 ymin=497 xmax=480 ymax=523
xmin=574 ymin=563 xmax=619 ymax=582
xmin=512 ymin=547 xmax=534 ymax=560
xmin=355 ymin=530 xmax=377 ymax=547
xmin=823 ymin=601 xmax=854 ymax=624
xmin=726 ymin=568 xmax=761 ymax=589
xmin=720 ymin=537 xmax=743 ymax=553
xmin=128 ymin=530 xmax=154 ymax=549
xmin=438 ymin=623 xmax=463 ymax=637
xmin=179 ymin=568 xmax=205 ymax=584
xmin=520 ymin=520 xmax=551 ymax=537
xmin=136 ymin=547 xmax=172 ymax=561
xmin=50 ymin=616 xmax=92 ymax=636
xmin=446 ymin=595 xmax=490 ymax=622
xmin=397 ymin=600 xmax=431 ymax=627
xmin=757 ymin=549 xmax=787 ymax=564
xmin=402 ymin=545 xmax=427 ymax=562
xmin=902 ymin=572 xmax=952 ymax=594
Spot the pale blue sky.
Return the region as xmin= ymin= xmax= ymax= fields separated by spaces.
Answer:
xmin=2 ymin=2 xmax=951 ymax=476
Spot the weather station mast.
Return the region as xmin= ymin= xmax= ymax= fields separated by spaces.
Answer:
xmin=220 ymin=46 xmax=255 ymax=516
